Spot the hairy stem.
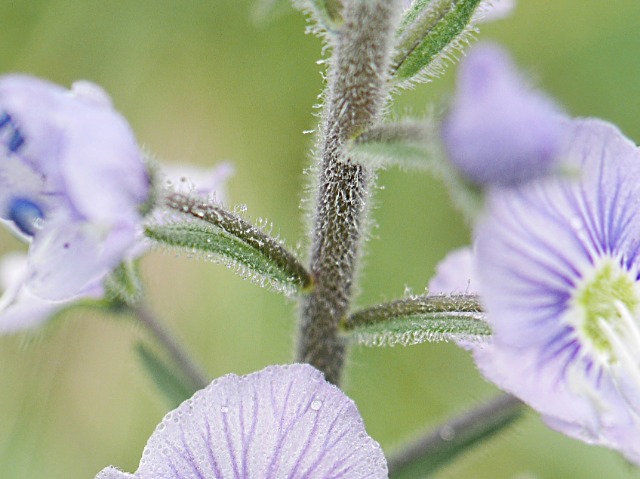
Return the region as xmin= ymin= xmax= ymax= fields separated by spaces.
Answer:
xmin=132 ymin=303 xmax=209 ymax=391
xmin=297 ymin=0 xmax=401 ymax=384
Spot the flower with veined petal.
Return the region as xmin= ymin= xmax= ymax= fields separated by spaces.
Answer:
xmin=96 ymin=363 xmax=388 ymax=478
xmin=431 ymin=118 xmax=640 ymax=464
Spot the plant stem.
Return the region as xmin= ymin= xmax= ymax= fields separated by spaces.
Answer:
xmin=388 ymin=394 xmax=524 ymax=477
xmin=132 ymin=303 xmax=209 ymax=391
xmin=297 ymin=0 xmax=401 ymax=385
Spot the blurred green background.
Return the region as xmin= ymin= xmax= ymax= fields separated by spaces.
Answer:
xmin=0 ymin=1 xmax=639 ymax=477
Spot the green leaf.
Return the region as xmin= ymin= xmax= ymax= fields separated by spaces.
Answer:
xmin=343 ymin=295 xmax=490 ymax=346
xmin=135 ymin=343 xmax=196 ymax=408
xmin=392 ymin=0 xmax=483 ymax=85
xmin=145 ymin=218 xmax=311 ymax=295
xmin=151 ymin=193 xmax=312 ymax=295
xmin=388 ymin=395 xmax=524 ymax=478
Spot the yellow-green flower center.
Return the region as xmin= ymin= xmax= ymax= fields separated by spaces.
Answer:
xmin=572 ymin=258 xmax=640 ymax=358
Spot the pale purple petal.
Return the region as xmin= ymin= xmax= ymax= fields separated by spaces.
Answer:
xmin=96 ymin=364 xmax=387 ymax=479
xmin=474 ymin=118 xmax=640 ymax=463
xmin=25 ymin=218 xmax=134 ymax=300
xmin=60 ymin=102 xmax=149 ymax=224
xmin=477 ymin=0 xmax=515 ymax=22
xmin=70 ymin=80 xmax=114 ymax=108
xmin=428 ymin=247 xmax=477 ymax=294
xmin=162 ymin=162 xmax=233 ymax=202
xmin=441 ymin=43 xmax=566 ymax=186
xmin=0 ymin=252 xmax=103 ymax=333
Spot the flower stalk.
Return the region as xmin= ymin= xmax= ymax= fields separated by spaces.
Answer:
xmin=387 ymin=394 xmax=524 ymax=477
xmin=132 ymin=303 xmax=209 ymax=391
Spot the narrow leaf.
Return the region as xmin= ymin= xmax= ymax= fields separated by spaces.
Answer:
xmin=136 ymin=343 xmax=196 ymax=408
xmin=392 ymin=0 xmax=483 ymax=85
xmin=343 ymin=295 xmax=490 ymax=346
xmin=148 ymin=194 xmax=312 ymax=295
xmin=388 ymin=394 xmax=524 ymax=478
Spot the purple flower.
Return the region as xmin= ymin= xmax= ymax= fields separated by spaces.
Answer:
xmin=441 ymin=43 xmax=566 ymax=186
xmin=0 ymin=74 xmax=150 ymax=307
xmin=95 ymin=363 xmax=388 ymax=478
xmin=0 ymin=150 xmax=231 ymax=332
xmin=472 ymin=118 xmax=640 ymax=463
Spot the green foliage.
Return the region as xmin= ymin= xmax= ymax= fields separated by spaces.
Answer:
xmin=344 ymin=313 xmax=490 ymax=346
xmin=145 ymin=221 xmax=309 ymax=295
xmin=349 ymin=120 xmax=440 ymax=169
xmin=135 ymin=343 xmax=196 ymax=408
xmin=393 ymin=0 xmax=483 ymax=85
xmin=343 ymin=295 xmax=491 ymax=346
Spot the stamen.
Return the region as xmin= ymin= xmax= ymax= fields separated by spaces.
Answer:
xmin=597 ymin=313 xmax=640 ymax=389
xmin=8 ymin=198 xmax=44 ymax=237
xmin=615 ymin=299 xmax=640 ymax=347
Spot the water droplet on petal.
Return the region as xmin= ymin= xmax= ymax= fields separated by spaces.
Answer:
xmin=310 ymin=400 xmax=322 ymax=411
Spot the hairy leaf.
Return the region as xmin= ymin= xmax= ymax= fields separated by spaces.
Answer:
xmin=146 ymin=221 xmax=310 ymax=295
xmin=343 ymin=295 xmax=490 ymax=346
xmin=393 ymin=0 xmax=483 ymax=86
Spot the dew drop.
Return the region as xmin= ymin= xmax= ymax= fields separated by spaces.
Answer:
xmin=310 ymin=400 xmax=322 ymax=411
xmin=439 ymin=425 xmax=455 ymax=441
xmin=220 ymin=406 xmax=229 ymax=413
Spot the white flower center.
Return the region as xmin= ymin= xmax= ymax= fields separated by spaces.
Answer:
xmin=569 ymin=257 xmax=640 ymax=380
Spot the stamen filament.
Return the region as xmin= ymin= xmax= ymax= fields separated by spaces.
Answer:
xmin=597 ymin=313 xmax=640 ymax=389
